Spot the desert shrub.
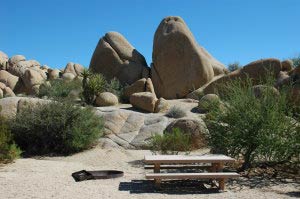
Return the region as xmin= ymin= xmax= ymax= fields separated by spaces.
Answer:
xmin=10 ymin=101 xmax=103 ymax=155
xmin=228 ymin=62 xmax=242 ymax=72
xmin=166 ymin=106 xmax=187 ymax=118
xmin=149 ymin=128 xmax=192 ymax=154
xmin=82 ymin=69 xmax=107 ymax=104
xmin=38 ymin=79 xmax=82 ymax=101
xmin=290 ymin=54 xmax=300 ymax=67
xmin=205 ymin=76 xmax=300 ymax=171
xmin=105 ymin=77 xmax=124 ymax=100
xmin=0 ymin=106 xmax=21 ymax=163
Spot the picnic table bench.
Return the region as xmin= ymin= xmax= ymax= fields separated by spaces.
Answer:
xmin=144 ymin=154 xmax=239 ymax=191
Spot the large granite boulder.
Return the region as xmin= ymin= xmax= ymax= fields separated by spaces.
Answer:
xmin=0 ymin=70 xmax=19 ymax=90
xmin=187 ymin=58 xmax=283 ymax=97
xmin=95 ymin=92 xmax=118 ymax=106
xmin=48 ymin=69 xmax=61 ymax=80
xmin=0 ymin=97 xmax=49 ymax=119
xmin=130 ymin=92 xmax=158 ymax=113
xmin=63 ymin=62 xmax=84 ymax=77
xmin=8 ymin=55 xmax=26 ymax=67
xmin=6 ymin=59 xmax=46 ymax=94
xmin=0 ymin=82 xmax=15 ymax=98
xmin=151 ymin=16 xmax=225 ymax=99
xmin=95 ymin=107 xmax=168 ymax=149
xmin=123 ymin=78 xmax=156 ymax=100
xmin=89 ymin=31 xmax=149 ymax=85
xmin=154 ymin=97 xmax=169 ymax=113
xmin=165 ymin=118 xmax=209 ymax=149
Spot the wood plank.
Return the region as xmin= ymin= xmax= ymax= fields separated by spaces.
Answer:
xmin=144 ymin=164 xmax=211 ymax=170
xmin=145 ymin=172 xmax=239 ymax=180
xmin=144 ymin=155 xmax=236 ymax=164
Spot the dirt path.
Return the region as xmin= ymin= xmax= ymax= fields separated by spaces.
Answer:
xmin=0 ymin=147 xmax=298 ymax=199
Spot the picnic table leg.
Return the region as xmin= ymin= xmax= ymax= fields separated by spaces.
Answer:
xmin=219 ymin=179 xmax=225 ymax=191
xmin=210 ymin=163 xmax=218 ymax=188
xmin=154 ymin=163 xmax=161 ymax=188
xmin=216 ymin=163 xmax=225 ymax=191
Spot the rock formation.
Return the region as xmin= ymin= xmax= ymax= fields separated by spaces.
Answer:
xmin=151 ymin=16 xmax=226 ymax=99
xmin=89 ymin=31 xmax=149 ymax=85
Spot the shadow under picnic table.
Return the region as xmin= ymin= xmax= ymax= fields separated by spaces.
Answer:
xmin=118 ymin=179 xmax=221 ymax=194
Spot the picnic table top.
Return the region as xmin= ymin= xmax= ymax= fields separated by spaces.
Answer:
xmin=144 ymin=154 xmax=236 ymax=164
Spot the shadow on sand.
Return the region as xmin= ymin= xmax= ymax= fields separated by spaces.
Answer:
xmin=119 ymin=180 xmax=221 ymax=194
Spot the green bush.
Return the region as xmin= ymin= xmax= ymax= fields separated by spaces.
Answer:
xmin=10 ymin=101 xmax=103 ymax=155
xmin=82 ymin=70 xmax=106 ymax=104
xmin=205 ymin=76 xmax=300 ymax=171
xmin=228 ymin=62 xmax=242 ymax=72
xmin=149 ymin=128 xmax=192 ymax=155
xmin=105 ymin=78 xmax=124 ymax=100
xmin=166 ymin=106 xmax=187 ymax=118
xmin=38 ymin=79 xmax=82 ymax=101
xmin=0 ymin=106 xmax=21 ymax=163
xmin=290 ymin=54 xmax=300 ymax=67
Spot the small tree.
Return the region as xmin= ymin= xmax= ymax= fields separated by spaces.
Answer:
xmin=228 ymin=62 xmax=242 ymax=72
xmin=81 ymin=69 xmax=106 ymax=105
xmin=10 ymin=101 xmax=103 ymax=155
xmin=0 ymin=106 xmax=21 ymax=163
xmin=290 ymin=54 xmax=300 ymax=67
xmin=205 ymin=76 xmax=299 ymax=171
xmin=149 ymin=128 xmax=192 ymax=155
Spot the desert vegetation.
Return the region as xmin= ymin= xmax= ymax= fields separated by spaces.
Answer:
xmin=38 ymin=78 xmax=82 ymax=101
xmin=149 ymin=128 xmax=192 ymax=155
xmin=9 ymin=101 xmax=103 ymax=155
xmin=165 ymin=106 xmax=187 ymax=118
xmin=0 ymin=106 xmax=21 ymax=163
xmin=204 ymin=76 xmax=300 ymax=171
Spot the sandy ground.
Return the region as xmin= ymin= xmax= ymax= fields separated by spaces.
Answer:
xmin=0 ymin=147 xmax=299 ymax=199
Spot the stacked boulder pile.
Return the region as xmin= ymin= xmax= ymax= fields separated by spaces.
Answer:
xmin=1 ymin=15 xmax=299 ymax=149
xmin=0 ymin=51 xmax=84 ymax=96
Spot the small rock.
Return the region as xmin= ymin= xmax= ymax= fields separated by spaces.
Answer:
xmin=154 ymin=97 xmax=169 ymax=113
xmin=198 ymin=94 xmax=220 ymax=112
xmin=95 ymin=92 xmax=118 ymax=106
xmin=130 ymin=92 xmax=158 ymax=113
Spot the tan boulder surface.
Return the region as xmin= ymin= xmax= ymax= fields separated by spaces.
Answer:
xmin=48 ymin=69 xmax=61 ymax=80
xmin=151 ymin=16 xmax=225 ymax=99
xmin=154 ymin=97 xmax=169 ymax=113
xmin=89 ymin=31 xmax=149 ymax=85
xmin=0 ymin=70 xmax=19 ymax=90
xmin=123 ymin=78 xmax=156 ymax=100
xmin=8 ymin=55 xmax=26 ymax=67
xmin=0 ymin=97 xmax=50 ymax=119
xmin=188 ymin=58 xmax=283 ymax=97
xmin=281 ymin=59 xmax=293 ymax=72
xmin=63 ymin=62 xmax=84 ymax=76
xmin=165 ymin=118 xmax=209 ymax=148
xmin=123 ymin=78 xmax=147 ymax=100
xmin=95 ymin=92 xmax=119 ymax=106
xmin=130 ymin=92 xmax=157 ymax=113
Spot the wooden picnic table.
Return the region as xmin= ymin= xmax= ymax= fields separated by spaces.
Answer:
xmin=144 ymin=154 xmax=239 ymax=191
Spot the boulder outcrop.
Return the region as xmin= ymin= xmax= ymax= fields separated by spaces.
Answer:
xmin=123 ymin=78 xmax=156 ymax=100
xmin=151 ymin=16 xmax=225 ymax=99
xmin=89 ymin=31 xmax=149 ymax=85
xmin=187 ymin=58 xmax=283 ymax=97
xmin=95 ymin=92 xmax=119 ymax=106
xmin=130 ymin=92 xmax=158 ymax=113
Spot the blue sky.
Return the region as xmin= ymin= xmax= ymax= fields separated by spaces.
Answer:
xmin=1 ymin=0 xmax=300 ymax=69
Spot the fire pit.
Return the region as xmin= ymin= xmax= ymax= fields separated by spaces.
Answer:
xmin=72 ymin=170 xmax=124 ymax=182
